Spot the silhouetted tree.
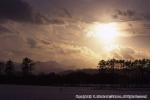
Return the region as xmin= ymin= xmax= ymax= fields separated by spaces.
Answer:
xmin=97 ymin=60 xmax=106 ymax=72
xmin=5 ymin=60 xmax=14 ymax=75
xmin=124 ymin=60 xmax=132 ymax=70
xmin=109 ymin=59 xmax=116 ymax=72
xmin=118 ymin=60 xmax=125 ymax=69
xmin=0 ymin=61 xmax=5 ymax=75
xmin=22 ymin=57 xmax=34 ymax=76
xmin=147 ymin=60 xmax=150 ymax=68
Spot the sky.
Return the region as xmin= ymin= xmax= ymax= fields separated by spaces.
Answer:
xmin=0 ymin=0 xmax=150 ymax=68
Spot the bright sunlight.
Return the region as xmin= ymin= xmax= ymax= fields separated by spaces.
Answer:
xmin=87 ymin=22 xmax=120 ymax=53
xmin=93 ymin=22 xmax=119 ymax=44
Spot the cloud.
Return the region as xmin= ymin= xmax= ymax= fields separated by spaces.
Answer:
xmin=112 ymin=9 xmax=141 ymax=22
xmin=27 ymin=38 xmax=38 ymax=48
xmin=112 ymin=9 xmax=150 ymax=23
xmin=61 ymin=8 xmax=72 ymax=18
xmin=0 ymin=0 xmax=33 ymax=22
xmin=0 ymin=0 xmax=150 ymax=69
xmin=119 ymin=47 xmax=135 ymax=59
xmin=0 ymin=0 xmax=66 ymax=25
xmin=0 ymin=25 xmax=13 ymax=35
xmin=0 ymin=21 xmax=98 ymax=67
xmin=109 ymin=47 xmax=149 ymax=60
xmin=111 ymin=9 xmax=150 ymax=36
xmin=117 ymin=9 xmax=135 ymax=17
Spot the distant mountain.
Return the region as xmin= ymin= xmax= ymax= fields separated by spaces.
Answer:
xmin=34 ymin=61 xmax=98 ymax=74
xmin=11 ymin=61 xmax=97 ymax=74
xmin=34 ymin=61 xmax=67 ymax=73
xmin=77 ymin=68 xmax=98 ymax=74
xmin=59 ymin=68 xmax=98 ymax=75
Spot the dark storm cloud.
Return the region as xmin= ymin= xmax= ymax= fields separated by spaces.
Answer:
xmin=0 ymin=0 xmax=65 ymax=25
xmin=116 ymin=10 xmax=135 ymax=17
xmin=62 ymin=8 xmax=72 ymax=18
xmin=143 ymin=14 xmax=150 ymax=21
xmin=0 ymin=0 xmax=33 ymax=22
xmin=112 ymin=9 xmax=141 ymax=22
xmin=112 ymin=9 xmax=150 ymax=22
xmin=112 ymin=9 xmax=150 ymax=32
xmin=143 ymin=23 xmax=150 ymax=29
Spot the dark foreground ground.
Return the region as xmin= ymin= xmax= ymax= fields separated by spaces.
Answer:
xmin=0 ymin=85 xmax=149 ymax=100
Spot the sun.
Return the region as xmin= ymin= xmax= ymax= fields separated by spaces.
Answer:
xmin=93 ymin=22 xmax=119 ymax=44
xmin=87 ymin=22 xmax=120 ymax=53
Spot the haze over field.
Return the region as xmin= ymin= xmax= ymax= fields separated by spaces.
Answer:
xmin=0 ymin=0 xmax=150 ymax=69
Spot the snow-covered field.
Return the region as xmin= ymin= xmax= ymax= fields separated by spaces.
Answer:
xmin=0 ymin=85 xmax=149 ymax=100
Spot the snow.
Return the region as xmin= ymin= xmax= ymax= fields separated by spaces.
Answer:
xmin=0 ymin=85 xmax=149 ymax=100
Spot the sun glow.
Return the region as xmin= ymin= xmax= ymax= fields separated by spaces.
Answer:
xmin=93 ymin=22 xmax=119 ymax=44
xmin=87 ymin=22 xmax=120 ymax=53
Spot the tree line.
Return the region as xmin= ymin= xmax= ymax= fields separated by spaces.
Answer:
xmin=98 ymin=59 xmax=150 ymax=71
xmin=0 ymin=58 xmax=150 ymax=86
xmin=0 ymin=57 xmax=34 ymax=76
xmin=97 ymin=59 xmax=150 ymax=84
